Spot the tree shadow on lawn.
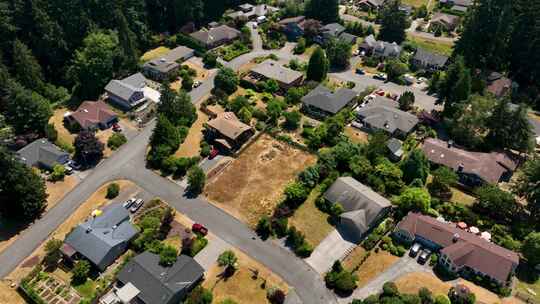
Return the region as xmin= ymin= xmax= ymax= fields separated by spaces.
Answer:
xmin=516 ymin=263 xmax=540 ymax=284
xmin=0 ymin=216 xmax=31 ymax=245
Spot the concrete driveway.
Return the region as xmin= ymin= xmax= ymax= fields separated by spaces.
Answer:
xmin=194 ymin=234 xmax=232 ymax=271
xmin=306 ymin=230 xmax=356 ymax=274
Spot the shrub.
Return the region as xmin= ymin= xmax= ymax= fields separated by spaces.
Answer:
xmin=217 ymin=250 xmax=238 ymax=268
xmin=107 ymin=133 xmax=127 ymax=150
xmin=45 ymin=123 xmax=58 ymax=142
xmin=106 ymin=183 xmax=120 ymax=199
xmin=185 ymin=286 xmax=213 ymax=304
xmin=271 ymin=217 xmax=289 ymax=238
xmin=429 ymin=253 xmax=438 ymax=266
xmin=43 ymin=239 xmax=63 ymax=268
xmin=187 ymin=166 xmax=206 ymax=194
xmin=159 ymin=245 xmax=178 ymax=266
xmin=257 ymin=215 xmax=273 ymax=239
xmin=49 ymin=164 xmax=66 ymax=182
xmin=283 ymin=110 xmax=301 ymax=130
xmin=267 ymin=287 xmax=286 ymax=304
xmin=200 ymin=141 xmax=211 ymax=157
xmin=383 ymin=282 xmax=399 ymax=297
xmin=71 ymin=260 xmax=91 ymax=285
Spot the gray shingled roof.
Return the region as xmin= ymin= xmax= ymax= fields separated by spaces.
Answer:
xmin=413 ymin=48 xmax=449 ymax=68
xmin=105 ymin=73 xmax=146 ymax=102
xmin=339 ymin=32 xmax=358 ymax=44
xmin=190 ymin=25 xmax=240 ymax=45
xmin=357 ymin=105 xmax=419 ymax=134
xmin=322 ymin=23 xmax=345 ymax=37
xmin=324 ymin=177 xmax=391 ymax=236
xmin=143 ymin=46 xmax=193 ymax=73
xmin=117 ymin=252 xmax=204 ymax=304
xmin=387 ymin=138 xmax=403 ymax=158
xmin=64 ymin=204 xmax=137 ymax=270
xmin=251 ymin=60 xmax=303 ymax=85
xmin=17 ymin=139 xmax=69 ymax=169
xmin=302 ymin=85 xmax=358 ymax=114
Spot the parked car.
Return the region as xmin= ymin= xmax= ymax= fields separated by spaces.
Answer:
xmin=123 ymin=198 xmax=136 ymax=209
xmin=403 ymin=74 xmax=415 ymax=85
xmin=68 ymin=160 xmax=82 ymax=170
xmin=112 ymin=123 xmax=122 ymax=132
xmin=193 ymin=81 xmax=202 ymax=88
xmin=192 ymin=223 xmax=208 ymax=235
xmin=64 ymin=165 xmax=74 ymax=175
xmin=374 ymin=73 xmax=388 ymax=81
xmin=374 ymin=89 xmax=385 ymax=96
xmin=130 ymin=198 xmax=144 ymax=213
xmin=209 ymin=147 xmax=219 ymax=159
xmin=409 ymin=243 xmax=421 ymax=257
xmin=418 ymin=249 xmax=431 ymax=264
xmin=353 ymin=50 xmax=360 ymax=56
xmin=355 ymin=68 xmax=365 ymax=75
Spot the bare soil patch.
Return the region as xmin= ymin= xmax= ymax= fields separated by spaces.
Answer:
xmin=204 ymin=134 xmax=317 ymax=226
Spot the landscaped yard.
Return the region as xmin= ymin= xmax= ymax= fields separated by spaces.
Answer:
xmin=204 ymin=134 xmax=317 ymax=226
xmin=289 ymin=186 xmax=334 ymax=247
xmin=515 ymin=266 xmax=540 ymax=303
xmin=407 ymin=35 xmax=454 ymax=56
xmin=203 ymin=249 xmax=288 ymax=304
xmin=394 ymin=272 xmax=452 ymax=296
xmin=49 ymin=108 xmax=75 ymax=151
xmin=215 ymin=42 xmax=250 ymax=61
xmin=450 ymin=186 xmax=476 ymax=206
xmin=354 ymin=250 xmax=399 ymax=288
xmin=345 ymin=126 xmax=370 ymax=144
xmin=140 ymin=46 xmax=171 ymax=62
xmin=402 ymin=0 xmax=433 ymax=9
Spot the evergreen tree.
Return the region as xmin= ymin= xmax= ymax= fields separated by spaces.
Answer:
xmin=305 ymin=0 xmax=339 ymax=24
xmin=398 ymin=91 xmax=415 ymax=111
xmin=12 ymin=39 xmax=44 ymax=89
xmin=439 ymin=57 xmax=471 ymax=117
xmin=306 ymin=47 xmax=328 ymax=82
xmin=214 ymin=67 xmax=239 ymax=95
xmin=378 ymin=0 xmax=407 ymax=44
xmin=158 ymin=86 xmax=197 ymax=127
xmin=115 ymin=8 xmax=139 ymax=73
xmin=400 ymin=149 xmax=430 ymax=185
xmin=5 ymin=82 xmax=52 ymax=135
xmin=150 ymin=114 xmax=181 ymax=152
xmin=325 ymin=38 xmax=352 ymax=69
xmin=513 ymin=157 xmax=540 ymax=221
xmin=453 ymin=0 xmax=513 ymax=71
xmin=0 ymin=147 xmax=48 ymax=220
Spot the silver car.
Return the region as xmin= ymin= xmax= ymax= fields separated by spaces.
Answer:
xmin=409 ymin=243 xmax=421 ymax=257
xmin=130 ymin=199 xmax=144 ymax=213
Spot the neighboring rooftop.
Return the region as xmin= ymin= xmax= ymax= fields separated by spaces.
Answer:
xmin=117 ymin=252 xmax=204 ymax=304
xmin=431 ymin=13 xmax=460 ymax=28
xmin=69 ymin=100 xmax=117 ymax=129
xmin=421 ymin=138 xmax=518 ymax=184
xmin=397 ymin=212 xmax=519 ymax=283
xmin=190 ymin=25 xmax=240 ymax=45
xmin=413 ymin=48 xmax=449 ymax=68
xmin=250 ymin=60 xmax=303 ymax=85
xmin=356 ymin=104 xmax=419 ymax=134
xmin=207 ymin=112 xmax=252 ymax=141
xmin=322 ymin=23 xmax=345 ymax=37
xmin=302 ymin=85 xmax=358 ymax=114
xmin=17 ymin=139 xmax=69 ymax=169
xmin=143 ymin=46 xmax=194 ymax=73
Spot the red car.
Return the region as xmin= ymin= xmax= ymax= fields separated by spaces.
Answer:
xmin=374 ymin=89 xmax=385 ymax=96
xmin=192 ymin=223 xmax=208 ymax=235
xmin=112 ymin=123 xmax=122 ymax=132
xmin=209 ymin=147 xmax=219 ymax=159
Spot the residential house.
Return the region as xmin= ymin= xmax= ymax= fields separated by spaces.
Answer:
xmin=105 ymin=73 xmax=161 ymax=110
xmin=339 ymin=32 xmax=359 ymax=45
xmin=486 ymin=72 xmax=512 ymax=99
xmin=387 ymin=138 xmax=404 ymax=161
xmin=227 ymin=4 xmax=279 ymax=20
xmin=142 ymin=46 xmax=194 ymax=81
xmin=356 ymin=0 xmax=383 ymax=11
xmin=359 ymin=35 xmax=401 ymax=58
xmin=430 ymin=13 xmax=460 ymax=32
xmin=190 ymin=25 xmax=241 ymax=49
xmin=394 ymin=212 xmax=519 ymax=286
xmin=63 ymin=204 xmax=138 ymax=271
xmin=17 ymin=139 xmax=70 ymax=170
xmin=324 ymin=177 xmax=392 ymax=242
xmin=412 ymin=48 xmax=449 ymax=72
xmin=301 ymin=85 xmax=358 ymax=118
xmin=421 ymin=138 xmax=518 ymax=186
xmin=355 ymin=100 xmax=419 ymax=137
xmin=440 ymin=0 xmax=473 ymax=11
xmin=206 ymin=112 xmax=254 ymax=152
xmin=245 ymin=60 xmax=304 ymax=90
xmin=315 ymin=23 xmax=346 ymax=44
xmin=279 ymin=16 xmax=306 ymax=41
xmin=114 ymin=252 xmax=204 ymax=304
xmin=66 ymin=100 xmax=118 ymax=130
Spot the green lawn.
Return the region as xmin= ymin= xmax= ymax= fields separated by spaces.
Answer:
xmin=450 ymin=187 xmax=476 ymax=206
xmin=407 ymin=35 xmax=454 ymax=56
xmin=515 ymin=266 xmax=540 ymax=303
xmin=73 ymin=279 xmax=96 ymax=299
xmin=401 ymin=0 xmax=430 ymax=8
xmin=140 ymin=46 xmax=171 ymax=62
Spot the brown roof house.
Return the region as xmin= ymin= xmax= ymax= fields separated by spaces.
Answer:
xmin=245 ymin=60 xmax=304 ymax=91
xmin=205 ymin=112 xmax=254 ymax=152
xmin=142 ymin=46 xmax=194 ymax=81
xmin=66 ymin=100 xmax=118 ymax=130
xmin=394 ymin=212 xmax=519 ymax=286
xmin=486 ymin=72 xmax=513 ymax=99
xmin=430 ymin=13 xmax=460 ymax=31
xmin=190 ymin=25 xmax=240 ymax=49
xmin=422 ymin=138 xmax=518 ymax=186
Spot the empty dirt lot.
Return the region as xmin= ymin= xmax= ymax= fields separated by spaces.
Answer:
xmin=204 ymin=134 xmax=317 ymax=226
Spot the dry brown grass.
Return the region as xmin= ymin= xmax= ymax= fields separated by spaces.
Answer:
xmin=5 ymin=180 xmax=139 ymax=284
xmin=342 ymin=246 xmax=368 ymax=271
xmin=355 ymin=250 xmax=399 ymax=288
xmin=203 ymin=248 xmax=288 ymax=304
xmin=95 ymin=128 xmax=115 ymax=158
xmin=204 ymin=134 xmax=317 ymax=226
xmin=289 ymin=186 xmax=334 ymax=246
xmin=345 ymin=126 xmax=369 ymax=144
xmin=49 ymin=108 xmax=75 ymax=150
xmin=394 ymin=272 xmax=452 ymax=296
xmin=0 ymin=281 xmax=25 ymax=304
xmin=183 ymin=61 xmax=211 ymax=82
xmin=174 ymin=108 xmax=209 ymax=158
xmin=458 ymin=280 xmax=503 ymax=304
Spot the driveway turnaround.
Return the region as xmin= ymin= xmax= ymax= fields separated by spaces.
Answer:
xmin=306 ymin=230 xmax=356 ymax=274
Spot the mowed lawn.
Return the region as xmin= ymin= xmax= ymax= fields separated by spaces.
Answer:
xmin=289 ymin=186 xmax=334 ymax=247
xmin=204 ymin=134 xmax=317 ymax=226
xmin=402 ymin=0 xmax=434 ymax=9
xmin=408 ymin=36 xmax=454 ymax=56
xmin=140 ymin=46 xmax=171 ymax=62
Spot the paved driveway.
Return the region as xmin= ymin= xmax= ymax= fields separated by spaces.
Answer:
xmin=194 ymin=234 xmax=232 ymax=271
xmin=306 ymin=230 xmax=356 ymax=274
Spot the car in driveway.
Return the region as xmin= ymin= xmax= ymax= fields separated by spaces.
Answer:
xmin=130 ymin=198 xmax=144 ymax=213
xmin=112 ymin=123 xmax=122 ymax=132
xmin=123 ymin=198 xmax=136 ymax=209
xmin=193 ymin=81 xmax=202 ymax=88
xmin=355 ymin=68 xmax=365 ymax=75
xmin=373 ymin=73 xmax=388 ymax=81
xmin=68 ymin=160 xmax=82 ymax=170
xmin=418 ymin=248 xmax=431 ymax=264
xmin=409 ymin=243 xmax=421 ymax=257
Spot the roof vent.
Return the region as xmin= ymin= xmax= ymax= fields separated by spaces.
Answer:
xmin=453 ymin=233 xmax=460 ymax=242
xmin=83 ymin=109 xmax=89 ymax=113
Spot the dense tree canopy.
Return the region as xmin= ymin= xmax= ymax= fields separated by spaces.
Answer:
xmin=305 ymin=0 xmax=339 ymax=24
xmin=378 ymin=0 xmax=407 ymax=44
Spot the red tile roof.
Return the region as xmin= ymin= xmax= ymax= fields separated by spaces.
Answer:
xmin=422 ymin=138 xmax=517 ymax=184
xmin=398 ymin=213 xmax=519 ymax=283
xmin=71 ymin=101 xmax=117 ymax=129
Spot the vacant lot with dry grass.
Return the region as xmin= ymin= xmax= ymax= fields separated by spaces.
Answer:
xmin=174 ymin=108 xmax=209 ymax=158
xmin=354 ymin=250 xmax=400 ymax=288
xmin=394 ymin=272 xmax=452 ymax=296
xmin=204 ymin=134 xmax=317 ymax=226
xmin=203 ymin=249 xmax=288 ymax=304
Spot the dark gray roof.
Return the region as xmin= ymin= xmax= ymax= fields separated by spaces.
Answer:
xmin=387 ymin=138 xmax=403 ymax=157
xmin=64 ymin=204 xmax=137 ymax=270
xmin=251 ymin=60 xmax=303 ymax=84
xmin=339 ymin=32 xmax=358 ymax=44
xmin=357 ymin=105 xmax=419 ymax=134
xmin=190 ymin=25 xmax=240 ymax=45
xmin=302 ymin=85 xmax=358 ymax=114
xmin=413 ymin=48 xmax=448 ymax=68
xmin=143 ymin=46 xmax=194 ymax=73
xmin=117 ymin=252 xmax=204 ymax=304
xmin=322 ymin=23 xmax=345 ymax=37
xmin=105 ymin=73 xmax=146 ymax=101
xmin=17 ymin=139 xmax=69 ymax=169
xmin=324 ymin=177 xmax=391 ymax=235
